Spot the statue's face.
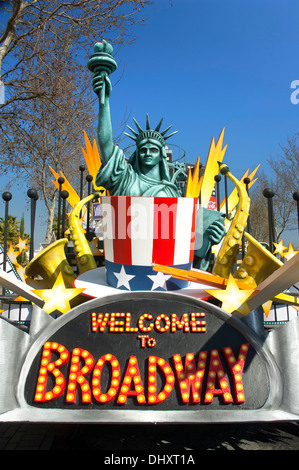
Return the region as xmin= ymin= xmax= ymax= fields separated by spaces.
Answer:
xmin=138 ymin=142 xmax=161 ymax=172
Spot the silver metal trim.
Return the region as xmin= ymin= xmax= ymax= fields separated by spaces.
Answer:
xmin=7 ymin=291 xmax=287 ymax=424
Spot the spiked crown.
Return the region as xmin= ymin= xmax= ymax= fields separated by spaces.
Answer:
xmin=124 ymin=114 xmax=178 ymax=148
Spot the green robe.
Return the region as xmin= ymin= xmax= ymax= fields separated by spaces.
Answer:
xmin=96 ymin=146 xmax=180 ymax=197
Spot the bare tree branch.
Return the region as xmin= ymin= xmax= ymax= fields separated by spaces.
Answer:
xmin=0 ymin=0 xmax=152 ymax=241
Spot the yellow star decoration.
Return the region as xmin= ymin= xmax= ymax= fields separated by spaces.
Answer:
xmin=81 ymin=130 xmax=103 ymax=189
xmin=273 ymin=240 xmax=287 ymax=256
xmin=283 ymin=243 xmax=298 ymax=261
xmin=33 ymin=272 xmax=85 ymax=315
xmin=205 ymin=274 xmax=256 ymax=315
xmin=15 ymin=237 xmax=29 ymax=252
xmin=41 ymin=233 xmax=56 ymax=249
xmin=7 ymin=243 xmax=20 ymax=265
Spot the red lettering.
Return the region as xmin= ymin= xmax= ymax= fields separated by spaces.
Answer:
xmin=190 ymin=312 xmax=206 ymax=332
xmin=204 ymin=349 xmax=233 ymax=404
xmin=117 ymin=356 xmax=146 ymax=405
xmin=171 ymin=313 xmax=190 ymax=332
xmin=222 ymin=343 xmax=249 ymax=403
xmin=91 ymin=312 xmax=206 ymax=334
xmin=92 ymin=354 xmax=121 ymax=403
xmin=66 ymin=348 xmax=95 ymax=403
xmin=173 ymin=351 xmax=207 ymax=404
xmin=148 ymin=356 xmax=175 ymax=405
xmin=125 ymin=313 xmax=139 ymax=332
xmin=33 ymin=343 xmax=249 ymax=407
xmin=91 ymin=312 xmax=109 ymax=332
xmin=147 ymin=337 xmax=156 ymax=348
xmin=109 ymin=312 xmax=125 ymax=332
xmin=155 ymin=314 xmax=171 ymax=333
xmin=138 ymin=313 xmax=154 ymax=332
xmin=34 ymin=342 xmax=70 ymax=402
xmin=138 ymin=335 xmax=149 ymax=348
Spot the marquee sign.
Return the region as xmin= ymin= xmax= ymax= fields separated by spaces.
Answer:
xmin=2 ymin=291 xmax=297 ymax=424
xmin=1 ymin=37 xmax=299 ymax=428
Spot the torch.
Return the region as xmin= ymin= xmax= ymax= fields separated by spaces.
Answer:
xmin=87 ymin=40 xmax=117 ymax=106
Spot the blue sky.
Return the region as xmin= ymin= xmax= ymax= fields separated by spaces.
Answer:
xmin=113 ymin=0 xmax=299 ymax=171
xmin=1 ymin=0 xmax=299 ymax=247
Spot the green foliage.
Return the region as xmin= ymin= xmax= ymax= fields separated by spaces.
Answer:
xmin=0 ymin=215 xmax=21 ymax=245
xmin=0 ymin=214 xmax=30 ymax=266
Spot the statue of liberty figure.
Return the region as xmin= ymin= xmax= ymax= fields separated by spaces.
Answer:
xmin=88 ymin=41 xmax=225 ymax=270
xmin=90 ymin=49 xmax=183 ymax=196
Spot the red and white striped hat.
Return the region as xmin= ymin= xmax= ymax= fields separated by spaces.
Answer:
xmin=101 ymin=196 xmax=198 ymax=291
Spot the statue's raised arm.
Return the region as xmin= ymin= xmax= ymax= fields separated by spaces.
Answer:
xmin=88 ymin=40 xmax=181 ymax=197
xmin=88 ymin=40 xmax=117 ymax=165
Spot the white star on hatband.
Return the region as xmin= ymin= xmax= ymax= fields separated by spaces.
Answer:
xmin=147 ymin=271 xmax=172 ymax=291
xmin=113 ymin=265 xmax=135 ymax=290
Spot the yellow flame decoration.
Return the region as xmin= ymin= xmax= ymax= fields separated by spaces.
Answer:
xmin=49 ymin=130 xmax=105 ymax=211
xmin=49 ymin=166 xmax=81 ymax=209
xmin=184 ymin=157 xmax=202 ymax=197
xmin=184 ymin=128 xmax=227 ymax=200
xmin=200 ymin=128 xmax=227 ymax=207
xmin=81 ymin=130 xmax=104 ymax=192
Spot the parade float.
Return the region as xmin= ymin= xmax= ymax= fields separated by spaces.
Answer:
xmin=0 ymin=41 xmax=298 ymax=424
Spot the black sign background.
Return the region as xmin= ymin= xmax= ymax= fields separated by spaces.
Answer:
xmin=24 ymin=293 xmax=270 ymax=411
